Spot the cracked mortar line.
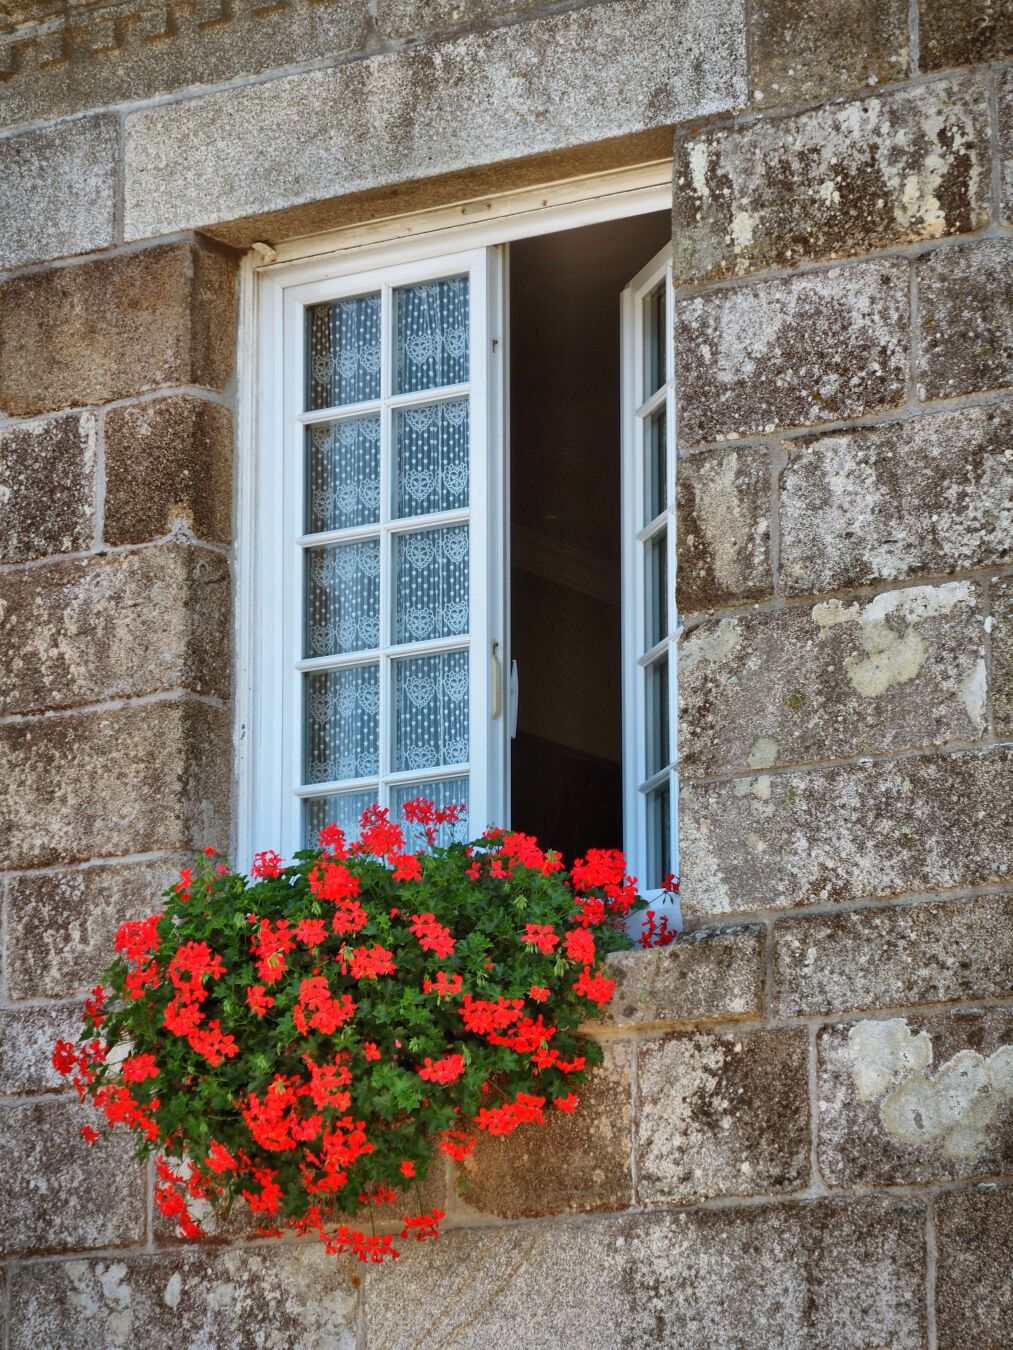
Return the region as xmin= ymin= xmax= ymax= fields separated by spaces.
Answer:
xmin=767 ymin=440 xmax=787 ymax=600
xmin=0 ymin=876 xmax=8 ymax=1006
xmin=0 ymin=848 xmax=182 ymax=886
xmin=0 ymin=532 xmax=233 ymax=579
xmin=113 ymin=110 xmax=126 ymax=248
xmin=680 ymin=553 xmax=1013 ymax=633
xmin=675 ymin=383 xmax=1013 ymax=465
xmin=629 ymin=1035 xmax=640 ymax=1206
xmin=0 ymin=228 xmax=205 ymax=286
xmin=761 ymin=918 xmax=775 ymax=1022
xmin=926 ymin=1194 xmax=939 ymax=1350
xmin=92 ymin=406 xmax=106 ymax=551
xmin=0 ymin=687 xmax=230 ymax=729
xmin=806 ymin=1022 xmax=829 ymax=1195
xmin=0 ymin=380 xmax=235 ymax=433
xmin=908 ymin=0 xmax=920 ymax=79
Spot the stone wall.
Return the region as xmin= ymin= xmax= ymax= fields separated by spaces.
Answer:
xmin=0 ymin=1 xmax=1010 ymax=1346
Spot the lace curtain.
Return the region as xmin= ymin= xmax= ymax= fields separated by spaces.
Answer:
xmin=301 ymin=274 xmax=472 ymax=848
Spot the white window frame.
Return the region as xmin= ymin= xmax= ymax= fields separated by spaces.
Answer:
xmin=620 ymin=248 xmax=679 ymax=909
xmin=237 ymin=161 xmax=674 ymax=870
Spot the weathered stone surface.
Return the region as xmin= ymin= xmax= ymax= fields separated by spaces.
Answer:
xmin=0 ymin=545 xmax=231 ymax=715
xmin=993 ymin=573 xmax=1013 ymax=737
xmin=917 ymin=239 xmax=1013 ymax=401
xmin=104 ymin=395 xmax=234 ymax=546
xmin=680 ymin=746 xmax=1012 ymax=917
xmin=817 ymin=1009 xmax=1013 ymax=1187
xmin=919 ymin=0 xmax=1013 ymax=69
xmin=680 ymin=582 xmax=987 ymax=777
xmin=0 ymin=700 xmax=231 ymax=870
xmin=9 ymin=1243 xmax=359 ymax=1348
xmin=123 ymin=0 xmax=747 ymax=240
xmin=774 ymin=893 xmax=1013 ymax=1017
xmin=7 ymin=859 xmax=179 ymax=1000
xmin=637 ymin=1026 xmax=809 ymax=1202
xmin=779 ymin=403 xmax=1013 ymax=596
xmin=376 ymin=0 xmax=542 ymax=38
xmin=0 ymin=0 xmax=369 ymax=131
xmin=362 ymin=1198 xmax=926 ymax=1348
xmin=749 ymin=0 xmax=909 ymax=104
xmin=935 ymin=1185 xmax=1013 ymax=1350
xmin=0 ymin=412 xmax=96 ymax=563
xmin=605 ymin=924 xmax=765 ymax=1026
xmin=0 ymin=116 xmax=117 ymax=270
xmin=460 ymin=1043 xmax=631 ymax=1218
xmin=675 ymin=260 xmax=909 ymax=448
xmin=0 ymin=242 xmax=237 ymax=418
xmin=677 ymin=444 xmax=771 ymax=613
xmin=999 ymin=68 xmax=1013 ymax=224
xmin=0 ymin=1098 xmax=145 ymax=1257
xmin=0 ymin=1004 xmax=82 ymax=1094
xmin=675 ymin=77 xmax=988 ymax=285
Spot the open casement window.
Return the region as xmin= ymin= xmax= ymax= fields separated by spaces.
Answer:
xmin=620 ymin=245 xmax=679 ymax=903
xmin=253 ymin=247 xmax=507 ymax=856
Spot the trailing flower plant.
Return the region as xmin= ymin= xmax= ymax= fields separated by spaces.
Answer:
xmin=53 ymin=799 xmax=673 ymax=1264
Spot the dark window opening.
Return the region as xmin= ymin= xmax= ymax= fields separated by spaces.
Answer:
xmin=508 ymin=211 xmax=672 ymax=863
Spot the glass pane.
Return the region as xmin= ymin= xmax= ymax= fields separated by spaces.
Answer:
xmin=644 ymin=282 xmax=666 ymax=399
xmin=305 ymin=414 xmax=381 ymax=533
xmin=393 ymin=649 xmax=469 ymax=773
xmin=390 ymin=778 xmax=470 ymax=849
xmin=303 ymin=665 xmax=380 ymax=785
xmin=646 ymin=655 xmax=669 ymax=778
xmin=394 ymin=276 xmax=469 ymax=394
xmin=304 ymin=539 xmax=381 ymax=657
xmin=393 ymin=524 xmax=469 ymax=644
xmin=394 ymin=398 xmax=470 ymax=518
xmin=304 ymin=790 xmax=376 ymax=850
xmin=645 ymin=407 xmax=666 ymax=523
xmin=645 ymin=531 xmax=668 ymax=649
xmin=305 ymin=292 xmax=382 ymax=410
xmin=644 ymin=780 xmax=671 ymax=890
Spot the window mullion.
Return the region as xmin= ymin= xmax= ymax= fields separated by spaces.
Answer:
xmin=378 ymin=280 xmax=393 ymax=815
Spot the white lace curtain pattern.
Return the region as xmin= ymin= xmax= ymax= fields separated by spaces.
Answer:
xmin=307 ymin=293 xmax=382 ymax=409
xmin=304 ymin=665 xmax=380 ymax=785
xmin=300 ymin=273 xmax=473 ymax=847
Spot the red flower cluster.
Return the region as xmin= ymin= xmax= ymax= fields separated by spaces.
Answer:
xmin=55 ymin=801 xmax=643 ymax=1264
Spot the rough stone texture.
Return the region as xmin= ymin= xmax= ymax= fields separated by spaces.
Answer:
xmin=675 ymin=260 xmax=909 ymax=448
xmin=917 ymin=239 xmax=1013 ymax=401
xmin=817 ymin=1009 xmax=1013 ymax=1187
xmin=774 ymin=893 xmax=1013 ymax=1017
xmin=993 ymin=572 xmax=1013 ymax=738
xmin=0 ymin=412 xmax=96 ymax=564
xmin=919 ymin=0 xmax=1013 ymax=70
xmin=0 ymin=545 xmax=232 ymax=715
xmin=0 ymin=700 xmax=231 ymax=870
xmin=779 ymin=402 xmax=1013 ymax=596
xmin=104 ymin=395 xmax=234 ymax=547
xmin=749 ymin=0 xmax=909 ymax=104
xmin=459 ymin=1043 xmax=632 ymax=1218
xmin=676 ymin=444 xmax=771 ymax=613
xmin=0 ymin=242 xmax=237 ymax=418
xmin=6 ymin=858 xmax=180 ymax=1000
xmin=122 ymin=0 xmax=747 ymax=240
xmin=679 ymin=746 xmax=1012 ymax=917
xmin=674 ymin=77 xmax=988 ymax=285
xmin=376 ymin=0 xmax=542 ymax=38
xmin=680 ymin=581 xmax=988 ymax=776
xmin=1000 ymin=68 xmax=1013 ymax=224
xmin=0 ymin=0 xmax=370 ymax=131
xmin=9 ymin=1243 xmax=359 ymax=1348
xmin=0 ymin=1097 xmax=145 ymax=1257
xmin=935 ymin=1185 xmax=1013 ymax=1350
xmin=0 ymin=116 xmax=117 ymax=270
xmin=0 ymin=1004 xmax=83 ymax=1094
xmin=637 ymin=1027 xmax=810 ymax=1203
xmin=362 ymin=1198 xmax=926 ymax=1348
xmin=605 ymin=924 xmax=765 ymax=1026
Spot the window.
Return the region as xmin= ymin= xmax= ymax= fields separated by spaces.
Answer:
xmin=621 ymin=247 xmax=679 ymax=896
xmin=242 ymin=168 xmax=676 ymax=916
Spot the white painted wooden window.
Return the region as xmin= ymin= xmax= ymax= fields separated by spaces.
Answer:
xmin=621 ymin=246 xmax=679 ymax=896
xmin=251 ymin=248 xmax=506 ymax=857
